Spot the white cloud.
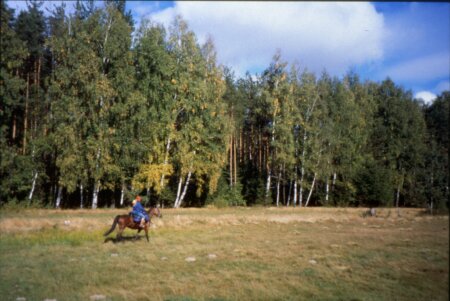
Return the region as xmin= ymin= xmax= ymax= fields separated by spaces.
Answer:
xmin=382 ymin=52 xmax=450 ymax=82
xmin=145 ymin=2 xmax=385 ymax=76
xmin=414 ymin=91 xmax=437 ymax=104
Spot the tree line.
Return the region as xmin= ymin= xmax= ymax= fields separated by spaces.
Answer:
xmin=1 ymin=1 xmax=448 ymax=211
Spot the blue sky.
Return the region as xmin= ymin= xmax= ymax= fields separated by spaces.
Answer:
xmin=7 ymin=1 xmax=449 ymax=104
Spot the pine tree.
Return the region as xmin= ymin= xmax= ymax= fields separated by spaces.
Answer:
xmin=0 ymin=1 xmax=28 ymax=203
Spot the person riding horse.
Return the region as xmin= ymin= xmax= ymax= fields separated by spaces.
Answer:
xmin=130 ymin=196 xmax=149 ymax=228
xmin=104 ymin=205 xmax=162 ymax=242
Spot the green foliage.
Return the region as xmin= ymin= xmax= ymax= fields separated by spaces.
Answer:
xmin=422 ymin=92 xmax=449 ymax=211
xmin=355 ymin=160 xmax=394 ymax=207
xmin=207 ymin=172 xmax=246 ymax=208
xmin=0 ymin=1 xmax=445 ymax=209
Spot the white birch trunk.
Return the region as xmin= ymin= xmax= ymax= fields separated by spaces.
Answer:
xmin=265 ymin=169 xmax=271 ymax=203
xmin=332 ymin=172 xmax=337 ymax=190
xmin=325 ymin=176 xmax=329 ymax=204
xmin=120 ymin=183 xmax=125 ymax=207
xmin=28 ymin=146 xmax=37 ymax=204
xmin=305 ymin=173 xmax=316 ymax=207
xmin=80 ymin=183 xmax=84 ymax=209
xmin=298 ymin=94 xmax=317 ymax=208
xmin=293 ymin=178 xmax=298 ymax=207
xmin=276 ymin=170 xmax=281 ymax=207
xmin=298 ymin=130 xmax=308 ymax=208
xmin=174 ymin=176 xmax=183 ymax=208
xmin=299 ymin=166 xmax=304 ymax=207
xmin=92 ymin=181 xmax=100 ymax=209
xmin=28 ymin=171 xmax=38 ymax=204
xmin=92 ymin=147 xmax=101 ymax=209
xmin=55 ymin=186 xmax=62 ymax=208
xmin=177 ymin=171 xmax=192 ymax=208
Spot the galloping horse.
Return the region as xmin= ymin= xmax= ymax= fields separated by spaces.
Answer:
xmin=104 ymin=207 xmax=162 ymax=242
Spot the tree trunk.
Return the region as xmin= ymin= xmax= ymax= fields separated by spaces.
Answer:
xmin=332 ymin=172 xmax=337 ymax=192
xmin=258 ymin=132 xmax=262 ymax=171
xmin=299 ymin=167 xmax=304 ymax=207
xmin=325 ymin=176 xmax=330 ymax=204
xmin=28 ymin=171 xmax=38 ymax=205
xmin=282 ymin=165 xmax=286 ymax=205
xmin=120 ymin=182 xmax=125 ymax=207
xmin=12 ymin=113 xmax=17 ymax=141
xmin=276 ymin=169 xmax=281 ymax=207
xmin=305 ymin=173 xmax=316 ymax=207
xmin=234 ymin=134 xmax=238 ymax=185
xmin=177 ymin=171 xmax=192 ymax=208
xmin=80 ymin=183 xmax=84 ymax=209
xmin=92 ymin=181 xmax=100 ymax=209
xmin=293 ymin=170 xmax=298 ymax=207
xmin=92 ymin=147 xmax=101 ymax=209
xmin=174 ymin=175 xmax=183 ymax=208
xmin=265 ymin=168 xmax=271 ymax=204
xmin=23 ymin=73 xmax=30 ymax=155
xmin=396 ymin=182 xmax=402 ymax=216
xmin=55 ymin=186 xmax=63 ymax=208
xmin=229 ymin=135 xmax=233 ymax=186
xmin=287 ymin=179 xmax=292 ymax=207
xmin=240 ymin=131 xmax=243 ymax=163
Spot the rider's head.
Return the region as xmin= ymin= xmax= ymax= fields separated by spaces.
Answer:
xmin=136 ymin=195 xmax=141 ymax=202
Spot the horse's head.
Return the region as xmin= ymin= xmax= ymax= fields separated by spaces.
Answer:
xmin=149 ymin=207 xmax=162 ymax=218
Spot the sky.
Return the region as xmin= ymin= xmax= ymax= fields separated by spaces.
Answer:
xmin=7 ymin=1 xmax=450 ymax=104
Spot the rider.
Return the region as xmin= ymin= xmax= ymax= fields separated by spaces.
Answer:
xmin=130 ymin=196 xmax=149 ymax=228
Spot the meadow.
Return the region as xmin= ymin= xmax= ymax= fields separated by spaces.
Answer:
xmin=0 ymin=207 xmax=448 ymax=301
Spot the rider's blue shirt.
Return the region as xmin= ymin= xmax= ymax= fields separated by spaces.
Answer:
xmin=131 ymin=202 xmax=149 ymax=222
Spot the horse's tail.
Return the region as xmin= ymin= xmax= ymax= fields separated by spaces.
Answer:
xmin=104 ymin=215 xmax=120 ymax=236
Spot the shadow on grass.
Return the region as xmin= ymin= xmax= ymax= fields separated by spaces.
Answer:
xmin=103 ymin=235 xmax=146 ymax=244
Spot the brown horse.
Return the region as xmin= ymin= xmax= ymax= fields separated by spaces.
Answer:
xmin=104 ymin=207 xmax=162 ymax=242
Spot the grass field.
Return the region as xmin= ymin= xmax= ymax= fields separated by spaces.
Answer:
xmin=0 ymin=207 xmax=448 ymax=301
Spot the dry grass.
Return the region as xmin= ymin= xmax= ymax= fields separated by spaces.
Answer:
xmin=0 ymin=207 xmax=448 ymax=301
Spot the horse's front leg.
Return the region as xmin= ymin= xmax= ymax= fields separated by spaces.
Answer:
xmin=144 ymin=222 xmax=150 ymax=242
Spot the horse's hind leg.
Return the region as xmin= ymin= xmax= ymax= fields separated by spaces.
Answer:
xmin=116 ymin=225 xmax=125 ymax=242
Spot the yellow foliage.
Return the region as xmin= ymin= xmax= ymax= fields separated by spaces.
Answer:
xmin=132 ymin=163 xmax=173 ymax=194
xmin=208 ymin=170 xmax=220 ymax=193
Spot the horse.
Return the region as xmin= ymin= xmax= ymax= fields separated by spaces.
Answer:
xmin=104 ymin=207 xmax=162 ymax=242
